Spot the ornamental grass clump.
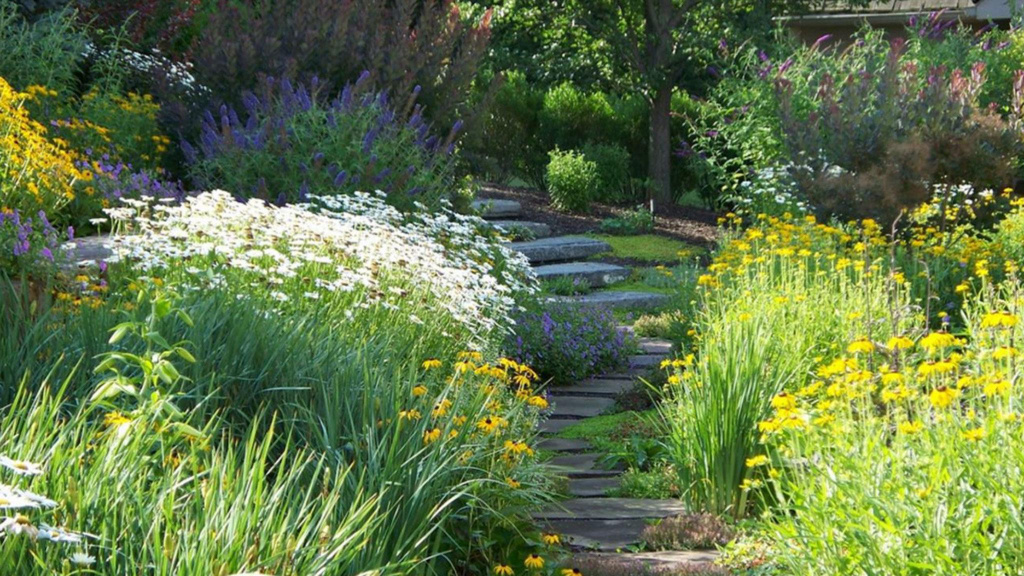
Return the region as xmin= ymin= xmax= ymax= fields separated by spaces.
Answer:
xmin=184 ymin=75 xmax=465 ymax=211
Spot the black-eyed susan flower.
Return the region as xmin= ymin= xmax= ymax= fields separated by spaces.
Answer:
xmin=412 ymin=385 xmax=428 ymax=397
xmin=929 ymin=386 xmax=958 ymax=409
xmin=398 ymin=409 xmax=422 ymax=421
xmin=493 ymin=564 xmax=514 ymax=576
xmin=561 ymin=568 xmax=583 ymax=576
xmin=745 ymin=454 xmax=769 ymax=468
xmin=527 ymin=395 xmax=548 ymax=409
xmin=920 ymin=332 xmax=956 ymax=352
xmin=505 ymin=477 xmax=521 ymax=489
xmin=846 ymin=338 xmax=874 ymax=355
xmin=421 ymin=358 xmax=442 ymax=370
xmin=886 ymin=336 xmax=914 ymax=351
xmin=423 ymin=428 xmax=441 ymax=444
xmin=542 ymin=532 xmax=561 ymax=545
xmin=524 ymin=554 xmax=544 ymax=570
xmin=477 ymin=415 xmax=506 ymax=434
xmin=963 ymin=427 xmax=985 ymax=442
xmin=432 ymin=399 xmax=452 ymax=418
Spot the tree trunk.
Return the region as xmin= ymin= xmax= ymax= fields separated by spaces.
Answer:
xmin=648 ymin=83 xmax=673 ymax=205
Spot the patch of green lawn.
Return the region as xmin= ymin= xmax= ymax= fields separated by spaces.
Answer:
xmin=587 ymin=234 xmax=703 ymax=263
xmin=555 ymin=410 xmax=661 ymax=452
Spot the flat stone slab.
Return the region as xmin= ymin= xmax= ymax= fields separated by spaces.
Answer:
xmin=569 ymin=477 xmax=620 ymax=498
xmin=548 ymin=453 xmax=610 ymax=474
xmin=65 ymin=235 xmax=114 ymax=267
xmin=534 ymin=262 xmax=629 ymax=288
xmin=629 ymin=355 xmax=665 ymax=369
xmin=490 ymin=220 xmax=551 ymax=238
xmin=573 ymin=550 xmax=720 ymax=568
xmin=533 ymin=498 xmax=688 ymax=521
xmin=549 ymin=396 xmax=615 ymax=419
xmin=638 ymin=338 xmax=673 ymax=355
xmin=549 ymin=379 xmax=634 ymax=398
xmin=538 ymin=519 xmax=650 ymax=552
xmin=510 ymin=236 xmax=610 ymax=264
xmin=538 ymin=437 xmax=593 ymax=453
xmin=599 ymin=367 xmax=649 ymax=380
xmin=471 ymin=198 xmax=521 ymax=219
xmin=539 ymin=418 xmax=581 ymax=435
xmin=549 ymin=291 xmax=669 ymax=310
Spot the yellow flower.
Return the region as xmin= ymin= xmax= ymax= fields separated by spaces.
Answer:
xmin=983 ymin=379 xmax=1011 ymax=396
xmin=920 ymin=332 xmax=956 ymax=352
xmin=421 ymin=358 xmax=442 ymax=370
xmin=398 ymin=409 xmax=422 ymax=421
xmin=412 ymin=385 xmax=428 ymax=397
xmin=881 ymin=373 xmax=905 ymax=386
xmin=886 ymin=336 xmax=914 ymax=351
xmin=561 ymin=570 xmax=583 ymax=576
xmin=899 ymin=420 xmax=924 ymax=434
xmin=504 ymin=440 xmax=534 ymax=456
xmin=917 ymin=359 xmax=956 ymax=377
xmin=103 ymin=411 xmax=131 ymax=427
xmin=505 ymin=477 xmax=521 ymax=489
xmin=542 ymin=533 xmax=561 ymax=546
xmin=963 ymin=427 xmax=986 ymax=442
xmin=770 ymin=392 xmax=796 ymax=411
xmin=846 ymin=338 xmax=874 ymax=355
xmin=745 ymin=454 xmax=769 ymax=468
xmin=432 ymin=399 xmax=452 ymax=418
xmin=494 ymin=565 xmax=514 ymax=576
xmin=981 ymin=312 xmax=1019 ymax=329
xmin=477 ymin=415 xmax=506 ymax=434
xmin=929 ymin=386 xmax=958 ymax=409
xmin=527 ymin=395 xmax=549 ymax=409
xmin=524 ymin=554 xmax=544 ymax=570
xmin=993 ymin=346 xmax=1018 ymax=360
xmin=423 ymin=428 xmax=441 ymax=444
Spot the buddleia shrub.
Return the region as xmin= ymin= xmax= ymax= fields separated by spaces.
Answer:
xmin=184 ymin=75 xmax=463 ymax=211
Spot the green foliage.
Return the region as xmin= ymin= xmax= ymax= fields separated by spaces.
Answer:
xmin=633 ymin=309 xmax=689 ymax=341
xmin=541 ymin=276 xmax=591 ymax=296
xmin=614 ymin=464 xmax=680 ymax=499
xmin=583 ymin=141 xmax=631 ymax=203
xmin=470 ymin=70 xmax=547 ymax=186
xmin=0 ymin=2 xmax=84 ymax=93
xmin=597 ymin=206 xmax=654 ymax=235
xmin=546 ymin=148 xmax=597 ymax=212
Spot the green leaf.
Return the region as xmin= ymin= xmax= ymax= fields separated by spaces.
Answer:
xmin=108 ymin=323 xmax=132 ymax=345
xmin=90 ymin=377 xmax=138 ymax=402
xmin=154 ymin=361 xmax=181 ymax=385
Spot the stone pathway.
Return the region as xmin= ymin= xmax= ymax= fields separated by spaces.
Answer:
xmin=533 ymin=333 xmax=720 ymax=571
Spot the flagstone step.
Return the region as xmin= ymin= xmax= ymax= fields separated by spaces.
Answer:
xmin=549 ymin=396 xmax=615 ymax=419
xmin=637 ymin=338 xmax=673 ymax=355
xmin=66 ymin=235 xmax=114 ymax=268
xmin=539 ymin=519 xmax=649 ymax=552
xmin=490 ymin=220 xmax=551 ymax=238
xmin=471 ymin=198 xmax=522 ymax=219
xmin=510 ymin=236 xmax=611 ymax=264
xmin=548 ymin=379 xmax=634 ymax=398
xmin=568 ymin=477 xmax=620 ymax=498
xmin=549 ymin=291 xmax=669 ymax=310
xmin=548 ymin=453 xmax=619 ymax=479
xmin=538 ymin=438 xmax=593 ymax=453
xmin=571 ymin=550 xmax=720 ymax=570
xmin=629 ymin=355 xmax=666 ymax=369
xmin=600 ymin=367 xmax=650 ymax=380
xmin=534 ymin=262 xmax=629 ymax=288
xmin=539 ymin=418 xmax=581 ymax=435
xmin=533 ymin=498 xmax=688 ymax=522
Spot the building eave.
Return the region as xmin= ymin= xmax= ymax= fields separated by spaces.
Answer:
xmin=777 ymin=8 xmax=977 ymax=26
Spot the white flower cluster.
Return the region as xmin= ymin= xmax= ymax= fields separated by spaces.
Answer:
xmin=103 ymin=191 xmax=536 ymax=342
xmin=729 ymin=164 xmax=810 ymax=216
xmin=84 ymin=43 xmax=207 ymax=99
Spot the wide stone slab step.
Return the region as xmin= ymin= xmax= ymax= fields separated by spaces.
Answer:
xmin=638 ymin=338 xmax=673 ymax=355
xmin=533 ymin=498 xmax=688 ymax=522
xmin=547 ymin=453 xmax=619 ymax=479
xmin=537 ymin=519 xmax=649 ymax=552
xmin=572 ymin=550 xmax=720 ymax=569
xmin=539 ymin=418 xmax=581 ymax=435
xmin=490 ymin=220 xmax=551 ymax=238
xmin=549 ymin=291 xmax=669 ymax=310
xmin=569 ymin=477 xmax=620 ymax=498
xmin=66 ymin=235 xmax=115 ymax=268
xmin=629 ymin=355 xmax=666 ymax=369
xmin=549 ymin=396 xmax=615 ymax=419
xmin=510 ymin=236 xmax=610 ymax=264
xmin=534 ymin=262 xmax=629 ymax=288
xmin=549 ymin=379 xmax=635 ymax=398
xmin=471 ymin=198 xmax=522 ymax=219
xmin=599 ymin=367 xmax=649 ymax=380
xmin=538 ymin=438 xmax=593 ymax=453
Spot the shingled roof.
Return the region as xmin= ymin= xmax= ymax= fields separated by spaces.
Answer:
xmin=783 ymin=0 xmax=1013 ymax=24
xmin=816 ymin=1 xmax=976 ymax=13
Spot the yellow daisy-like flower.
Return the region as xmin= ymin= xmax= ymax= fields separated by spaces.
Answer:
xmin=899 ymin=420 xmax=924 ymax=434
xmin=920 ymin=332 xmax=956 ymax=352
xmin=412 ymin=385 xmax=428 ymax=397
xmin=527 ymin=395 xmax=549 ymax=409
xmin=103 ymin=411 xmax=131 ymax=428
xmin=983 ymin=379 xmax=1011 ymax=397
xmin=770 ymin=392 xmax=796 ymax=411
xmin=561 ymin=569 xmax=583 ymax=576
xmin=494 ymin=565 xmax=514 ymax=576
xmin=745 ymin=454 xmax=769 ymax=468
xmin=423 ymin=428 xmax=441 ymax=444
xmin=505 ymin=477 xmax=521 ymax=489
xmin=398 ymin=409 xmax=422 ymax=421
xmin=846 ymin=338 xmax=874 ymax=355
xmin=881 ymin=372 xmax=905 ymax=386
xmin=981 ymin=312 xmax=1018 ymax=329
xmin=886 ymin=336 xmax=914 ymax=351
xmin=432 ymin=399 xmax=452 ymax=418
xmin=477 ymin=415 xmax=506 ymax=434
xmin=929 ymin=386 xmax=958 ymax=409
xmin=963 ymin=427 xmax=986 ymax=442
xmin=504 ymin=440 xmax=534 ymax=456
xmin=993 ymin=346 xmax=1018 ymax=360
xmin=524 ymin=554 xmax=544 ymax=570
xmin=421 ymin=359 xmax=442 ymax=370
xmin=542 ymin=533 xmax=561 ymax=546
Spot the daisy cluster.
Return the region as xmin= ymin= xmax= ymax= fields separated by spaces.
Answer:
xmin=101 ymin=191 xmax=536 ymax=341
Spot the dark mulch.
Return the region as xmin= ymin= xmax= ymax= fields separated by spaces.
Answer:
xmin=476 ymin=183 xmax=720 ymax=248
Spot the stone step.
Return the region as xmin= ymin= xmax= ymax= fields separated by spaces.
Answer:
xmin=539 ymin=519 xmax=649 ymax=552
xmin=549 ymin=396 xmax=615 ymax=419
xmin=490 ymin=220 xmax=551 ymax=239
xmin=538 ymin=438 xmax=593 ymax=453
xmin=510 ymin=236 xmax=610 ymax=264
xmin=629 ymin=355 xmax=666 ymax=369
xmin=548 ymin=379 xmax=634 ymax=398
xmin=65 ymin=235 xmax=115 ymax=268
xmin=539 ymin=418 xmax=580 ymax=435
xmin=571 ymin=551 xmax=720 ymax=570
xmin=534 ymin=262 xmax=629 ymax=288
xmin=599 ymin=367 xmax=649 ymax=380
xmin=569 ymin=477 xmax=620 ymax=498
xmin=533 ymin=498 xmax=688 ymax=522
xmin=548 ymin=291 xmax=669 ymax=310
xmin=471 ymin=198 xmax=522 ymax=219
xmin=548 ymin=453 xmax=619 ymax=479
xmin=638 ymin=338 xmax=673 ymax=355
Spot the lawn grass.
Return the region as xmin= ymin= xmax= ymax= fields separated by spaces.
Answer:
xmin=587 ymin=234 xmax=704 ymax=263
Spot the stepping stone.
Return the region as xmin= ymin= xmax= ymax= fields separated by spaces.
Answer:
xmin=538 ymin=519 xmax=650 ymax=552
xmin=471 ymin=198 xmax=521 ymax=219
xmin=548 ymin=453 xmax=618 ymax=479
xmin=572 ymin=550 xmax=720 ymax=569
xmin=600 ymin=367 xmax=649 ymax=380
xmin=533 ymin=498 xmax=688 ymax=522
xmin=539 ymin=418 xmax=581 ymax=435
xmin=569 ymin=477 xmax=620 ymax=498
xmin=549 ymin=396 xmax=615 ymax=419
xmin=549 ymin=291 xmax=669 ymax=310
xmin=549 ymin=379 xmax=634 ymax=398
xmin=538 ymin=438 xmax=593 ymax=453
xmin=490 ymin=220 xmax=551 ymax=238
xmin=534 ymin=262 xmax=629 ymax=288
xmin=638 ymin=338 xmax=673 ymax=355
xmin=629 ymin=355 xmax=665 ymax=369
xmin=510 ymin=236 xmax=610 ymax=264
xmin=65 ymin=235 xmax=115 ymax=267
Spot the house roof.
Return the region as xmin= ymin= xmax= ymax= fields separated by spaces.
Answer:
xmin=782 ymin=0 xmax=1015 ymax=24
xmin=814 ymin=1 xmax=976 ymax=13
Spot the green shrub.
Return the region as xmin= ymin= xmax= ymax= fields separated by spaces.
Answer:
xmin=539 ymin=82 xmax=615 ymax=150
xmin=633 ymin=310 xmax=688 ymax=340
xmin=599 ymin=205 xmax=654 ymax=235
xmin=470 ymin=70 xmax=547 ymax=187
xmin=614 ymin=465 xmax=680 ymax=499
xmin=0 ymin=2 xmax=84 ymax=93
xmin=546 ymin=148 xmax=596 ymax=212
xmin=582 ymin=141 xmax=631 ymax=203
